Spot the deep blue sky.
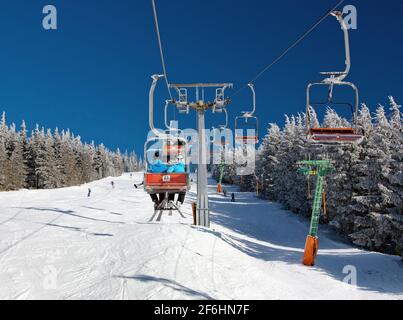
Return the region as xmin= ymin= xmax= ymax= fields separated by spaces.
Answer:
xmin=0 ymin=0 xmax=402 ymax=154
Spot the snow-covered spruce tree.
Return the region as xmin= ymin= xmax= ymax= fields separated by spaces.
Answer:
xmin=122 ymin=150 xmax=137 ymax=172
xmin=93 ymin=143 xmax=108 ymax=179
xmin=81 ymin=142 xmax=98 ymax=183
xmin=58 ymin=129 xmax=79 ymax=186
xmin=256 ymin=124 xmax=281 ymax=200
xmin=269 ymin=115 xmax=310 ymax=214
xmin=346 ymin=101 xmax=402 ymax=254
xmin=0 ymin=140 xmax=6 ymax=189
xmin=32 ymin=127 xmax=59 ymax=189
xmin=72 ymin=135 xmax=85 ymax=184
xmin=0 ymin=115 xmax=27 ymax=190
xmin=316 ymin=108 xmax=360 ymax=228
xmin=0 ymin=113 xmax=8 ymax=189
xmin=387 ymin=96 xmax=403 ymax=255
xmin=0 ymin=113 xmax=7 ymax=189
xmin=324 ymin=105 xmax=369 ymax=238
xmin=4 ymin=123 xmax=27 ymax=190
xmin=270 ymin=115 xmax=295 ymax=206
xmin=112 ymin=148 xmax=125 ymax=176
xmin=259 ymin=123 xmax=282 ymax=200
xmin=388 ymin=97 xmax=403 ymax=213
xmin=347 ymin=105 xmax=394 ymax=252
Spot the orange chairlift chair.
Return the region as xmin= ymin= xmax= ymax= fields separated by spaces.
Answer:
xmin=306 ymin=11 xmax=364 ymax=145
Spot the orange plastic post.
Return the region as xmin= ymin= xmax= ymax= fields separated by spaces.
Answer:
xmin=217 ymin=184 xmax=223 ymax=193
xmin=192 ymin=202 xmax=197 ymax=225
xmin=302 ymin=235 xmax=319 ymax=266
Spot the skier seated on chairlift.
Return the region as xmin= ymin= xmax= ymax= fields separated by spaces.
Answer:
xmin=166 ymin=154 xmax=186 ymax=207
xmin=148 ymin=151 xmax=168 ymax=173
xmin=148 ymin=151 xmax=169 ymax=207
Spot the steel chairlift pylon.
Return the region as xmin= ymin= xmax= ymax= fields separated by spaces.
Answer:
xmin=168 ymin=81 xmax=234 ymax=228
xmin=306 ymin=11 xmax=364 ymax=145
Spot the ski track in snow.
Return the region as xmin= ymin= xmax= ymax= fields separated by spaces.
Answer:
xmin=0 ymin=172 xmax=402 ymax=300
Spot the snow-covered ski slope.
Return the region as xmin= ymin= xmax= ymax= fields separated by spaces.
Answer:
xmin=0 ymin=173 xmax=402 ymax=300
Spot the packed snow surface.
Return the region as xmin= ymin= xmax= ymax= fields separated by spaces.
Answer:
xmin=0 ymin=173 xmax=402 ymax=300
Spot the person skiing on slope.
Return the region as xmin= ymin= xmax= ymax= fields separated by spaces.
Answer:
xmin=134 ymin=181 xmax=143 ymax=189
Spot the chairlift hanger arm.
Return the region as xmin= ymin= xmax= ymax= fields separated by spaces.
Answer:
xmin=211 ymin=107 xmax=229 ymax=129
xmin=237 ymin=83 xmax=257 ymax=118
xmin=164 ymin=99 xmax=175 ymax=130
xmin=149 ymin=74 xmax=164 ymax=137
xmin=321 ymin=11 xmax=351 ymax=82
xmin=149 ymin=74 xmax=177 ymax=139
xmin=247 ymin=83 xmax=256 ymax=117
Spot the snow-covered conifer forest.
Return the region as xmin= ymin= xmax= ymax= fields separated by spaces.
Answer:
xmin=0 ymin=112 xmax=140 ymax=191
xmin=213 ymin=97 xmax=403 ymax=256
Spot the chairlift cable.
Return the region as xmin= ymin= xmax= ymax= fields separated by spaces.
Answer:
xmin=230 ymin=0 xmax=346 ymax=98
xmin=151 ymin=0 xmax=174 ymax=102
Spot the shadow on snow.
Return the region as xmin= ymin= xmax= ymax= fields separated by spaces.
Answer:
xmin=115 ymin=274 xmax=214 ymax=300
xmin=190 ymin=180 xmax=403 ymax=295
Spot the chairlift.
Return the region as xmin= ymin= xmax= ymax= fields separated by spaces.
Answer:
xmin=144 ymin=75 xmax=190 ymax=204
xmin=213 ymin=88 xmax=226 ymax=113
xmin=144 ymin=137 xmax=189 ymax=195
xmin=212 ymin=107 xmax=231 ymax=146
xmin=174 ymin=88 xmax=190 ymax=114
xmin=306 ymin=11 xmax=364 ymax=145
xmin=235 ymin=83 xmax=259 ymax=144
